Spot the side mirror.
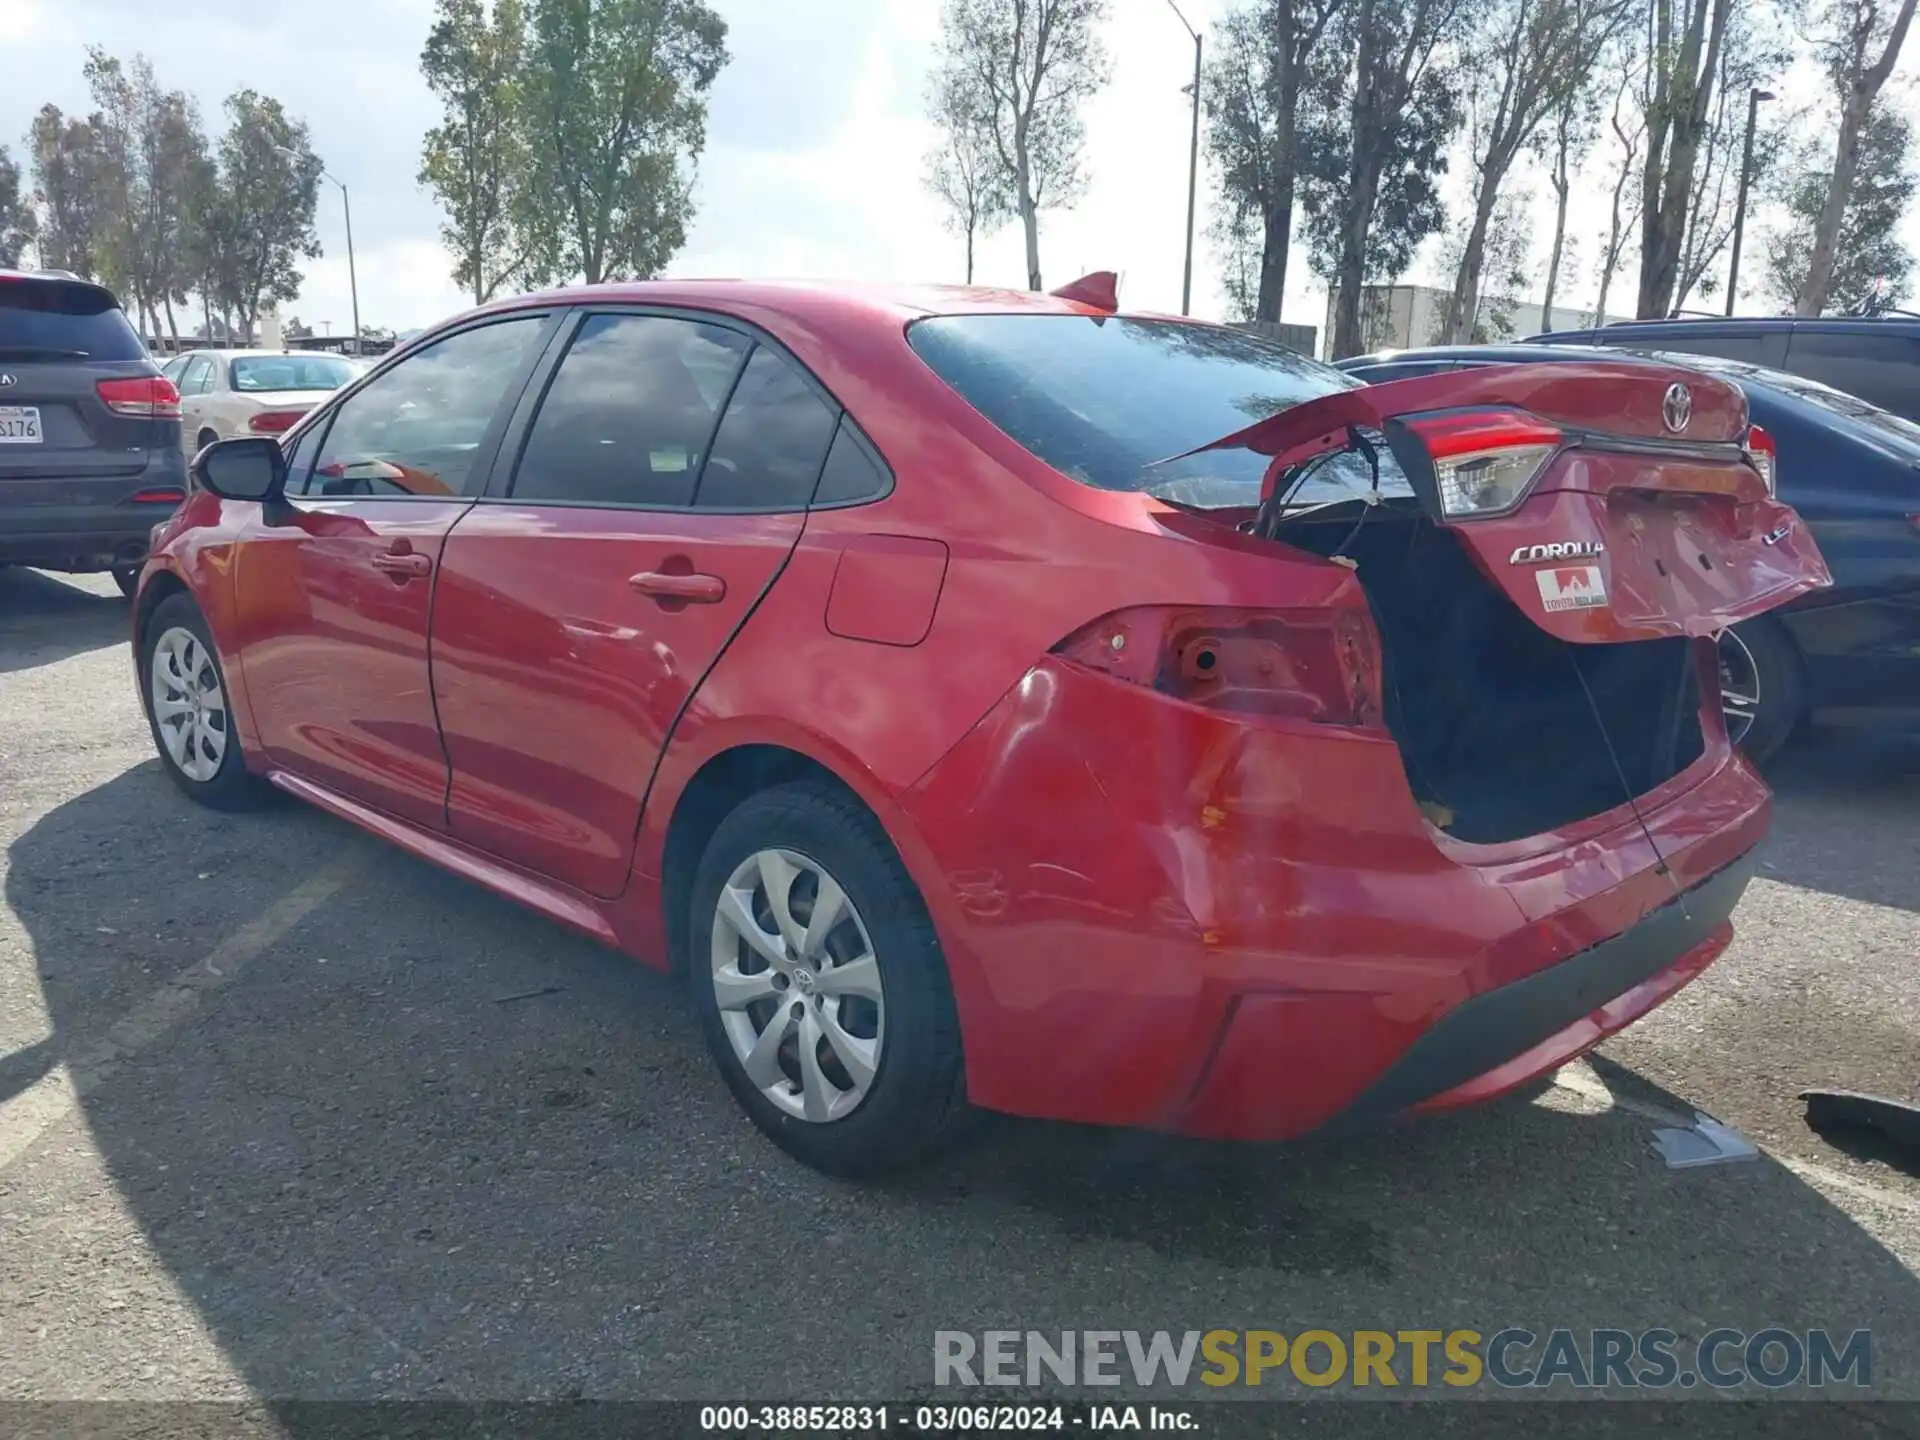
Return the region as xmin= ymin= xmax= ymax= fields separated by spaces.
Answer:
xmin=191 ymin=436 xmax=287 ymax=503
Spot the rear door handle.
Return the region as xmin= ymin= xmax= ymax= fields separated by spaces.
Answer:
xmin=630 ymin=570 xmax=726 ymax=604
xmin=371 ymin=551 xmax=432 ymax=578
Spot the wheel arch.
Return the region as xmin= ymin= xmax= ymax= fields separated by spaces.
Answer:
xmin=656 ymin=741 xmax=904 ymax=979
xmin=132 ymin=560 xmax=264 ymax=762
xmin=133 ymin=568 xmax=191 ymax=653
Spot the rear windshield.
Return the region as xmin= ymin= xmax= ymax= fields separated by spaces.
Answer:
xmin=0 ymin=278 xmax=147 ymax=361
xmin=231 ymin=355 xmax=360 ymax=392
xmin=907 ymin=314 xmax=1409 ymax=508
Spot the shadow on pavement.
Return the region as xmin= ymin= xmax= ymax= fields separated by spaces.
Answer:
xmin=0 ymin=568 xmax=131 ymax=677
xmin=4 ymin=765 xmax=1917 ymax=1406
xmin=1754 ymin=724 xmax=1920 ymax=914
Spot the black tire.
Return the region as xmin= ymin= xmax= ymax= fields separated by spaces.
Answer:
xmin=688 ymin=779 xmax=967 ymax=1177
xmin=111 ymin=565 xmax=141 ymax=599
xmin=1721 ymin=616 xmax=1806 ymax=766
xmin=138 ymin=593 xmax=271 ymax=810
xmin=196 ymin=428 xmax=219 ymax=453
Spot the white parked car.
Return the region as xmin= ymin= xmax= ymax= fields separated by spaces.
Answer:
xmin=158 ymin=349 xmax=361 ymax=454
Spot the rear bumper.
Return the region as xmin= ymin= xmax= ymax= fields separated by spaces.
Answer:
xmin=0 ymin=451 xmax=189 ymax=570
xmin=1209 ymin=848 xmax=1756 ymax=1138
xmin=903 ymin=655 xmax=1770 ymax=1142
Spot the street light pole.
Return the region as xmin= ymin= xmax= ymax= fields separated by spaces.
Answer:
xmin=1725 ymin=87 xmax=1775 ymax=316
xmin=274 ymin=147 xmax=359 ymax=354
xmin=1164 ymin=0 xmax=1201 ymax=317
xmin=337 ymin=180 xmax=361 ymax=355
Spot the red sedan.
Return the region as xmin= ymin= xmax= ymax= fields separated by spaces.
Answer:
xmin=130 ymin=277 xmax=1830 ymax=1175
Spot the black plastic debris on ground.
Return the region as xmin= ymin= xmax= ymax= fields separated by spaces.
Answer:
xmin=1802 ymin=1088 xmax=1920 ymax=1175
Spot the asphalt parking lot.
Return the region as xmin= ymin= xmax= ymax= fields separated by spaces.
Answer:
xmin=2 ymin=565 xmax=1918 ymax=1414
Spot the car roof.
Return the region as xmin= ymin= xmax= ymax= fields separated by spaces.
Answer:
xmin=174 ymin=348 xmax=354 ymax=361
xmin=462 ymin=277 xmax=1177 ymax=333
xmin=1534 ymin=313 xmax=1920 ymax=340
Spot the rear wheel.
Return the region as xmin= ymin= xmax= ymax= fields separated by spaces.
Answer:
xmin=1719 ymin=617 xmax=1805 ymax=765
xmin=138 ymin=594 xmax=269 ymax=809
xmin=689 ymin=780 xmax=966 ymax=1176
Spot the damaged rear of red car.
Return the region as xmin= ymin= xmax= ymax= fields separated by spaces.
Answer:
xmin=902 ymin=319 xmax=1828 ymax=1143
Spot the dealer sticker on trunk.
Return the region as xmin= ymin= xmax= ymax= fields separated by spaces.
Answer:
xmin=1536 ymin=564 xmax=1608 ymax=613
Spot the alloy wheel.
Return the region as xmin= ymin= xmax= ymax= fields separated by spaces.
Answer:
xmin=150 ymin=625 xmax=229 ymax=783
xmin=710 ymin=847 xmax=885 ymax=1124
xmin=1717 ymin=629 xmax=1761 ymax=747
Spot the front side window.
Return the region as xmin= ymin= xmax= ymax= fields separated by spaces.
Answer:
xmin=907 ymin=314 xmax=1399 ymax=508
xmin=280 ymin=420 xmax=323 ymax=496
xmin=510 ymin=314 xmax=751 ymax=508
xmin=180 ymin=356 xmax=214 ymax=396
xmin=309 ymin=317 xmax=546 ymax=499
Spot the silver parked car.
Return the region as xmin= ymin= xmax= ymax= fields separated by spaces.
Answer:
xmin=158 ymin=349 xmax=361 ymax=454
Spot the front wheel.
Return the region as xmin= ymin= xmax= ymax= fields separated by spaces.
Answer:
xmin=138 ymin=593 xmax=269 ymax=809
xmin=689 ymin=780 xmax=966 ymax=1176
xmin=1719 ymin=617 xmax=1806 ymax=765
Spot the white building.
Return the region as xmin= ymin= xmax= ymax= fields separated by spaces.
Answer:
xmin=1323 ymin=284 xmax=1633 ymax=358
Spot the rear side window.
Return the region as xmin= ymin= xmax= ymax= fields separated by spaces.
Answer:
xmin=1641 ymin=329 xmax=1789 ymax=368
xmin=907 ymin=314 xmax=1371 ymax=507
xmin=694 ymin=346 xmax=840 ymax=509
xmin=511 ymin=313 xmax=751 ymax=508
xmin=0 ymin=278 xmax=147 ymax=361
xmin=180 ymin=356 xmax=214 ymax=395
xmin=310 ymin=316 xmax=546 ymax=499
xmin=1785 ymin=330 xmax=1920 ymax=421
xmin=813 ymin=421 xmax=892 ymax=506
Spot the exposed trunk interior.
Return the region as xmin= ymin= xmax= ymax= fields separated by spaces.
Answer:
xmin=1278 ymin=505 xmax=1706 ymax=844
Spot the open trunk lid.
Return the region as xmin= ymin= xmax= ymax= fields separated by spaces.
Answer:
xmin=1186 ymin=361 xmax=1831 ymax=642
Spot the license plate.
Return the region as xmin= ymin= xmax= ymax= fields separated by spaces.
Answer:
xmin=0 ymin=407 xmax=43 ymax=443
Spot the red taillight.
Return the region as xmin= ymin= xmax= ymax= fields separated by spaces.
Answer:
xmin=1745 ymin=423 xmax=1778 ymax=496
xmin=96 ymin=375 xmax=182 ymax=420
xmin=247 ymin=410 xmax=304 ymax=435
xmin=131 ymin=488 xmax=185 ymax=505
xmin=1393 ymin=407 xmax=1562 ymax=517
xmin=1401 ymin=409 xmax=1564 ymax=459
xmin=1050 ymin=605 xmax=1383 ymax=725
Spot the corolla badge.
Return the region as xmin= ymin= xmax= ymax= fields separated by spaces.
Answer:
xmin=1662 ymin=382 xmax=1692 ymax=433
xmin=1509 ymin=540 xmax=1605 ymax=565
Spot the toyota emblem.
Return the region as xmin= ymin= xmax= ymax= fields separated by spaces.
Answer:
xmin=1662 ymin=382 xmax=1692 ymax=433
xmin=0 ymin=373 xmax=16 ymax=388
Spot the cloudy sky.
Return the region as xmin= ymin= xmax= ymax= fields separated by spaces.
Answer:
xmin=2 ymin=0 xmax=1915 ymax=345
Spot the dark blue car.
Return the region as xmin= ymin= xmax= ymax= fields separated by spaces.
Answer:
xmin=1337 ymin=343 xmax=1920 ymax=762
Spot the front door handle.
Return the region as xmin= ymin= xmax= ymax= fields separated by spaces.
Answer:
xmin=630 ymin=570 xmax=726 ymax=604
xmin=371 ymin=550 xmax=432 ymax=578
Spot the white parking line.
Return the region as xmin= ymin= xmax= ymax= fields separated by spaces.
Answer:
xmin=0 ymin=845 xmax=371 ymax=1172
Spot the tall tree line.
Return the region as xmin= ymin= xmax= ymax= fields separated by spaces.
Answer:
xmin=915 ymin=0 xmax=1915 ymax=349
xmin=418 ymin=0 xmax=730 ymax=302
xmin=1 ymin=48 xmax=322 ymax=345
